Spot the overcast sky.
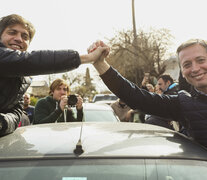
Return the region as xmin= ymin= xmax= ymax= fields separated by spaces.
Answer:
xmin=1 ymin=0 xmax=207 ymax=90
xmin=2 ymin=0 xmax=207 ymax=52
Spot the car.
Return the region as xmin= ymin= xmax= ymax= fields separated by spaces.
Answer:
xmin=73 ymin=103 xmax=120 ymax=122
xmin=92 ymin=93 xmax=118 ymax=105
xmin=0 ymin=122 xmax=207 ymax=180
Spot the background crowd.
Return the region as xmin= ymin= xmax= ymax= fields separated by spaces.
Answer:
xmin=19 ymin=70 xmax=189 ymax=137
xmin=1 ymin=13 xmax=207 ymax=149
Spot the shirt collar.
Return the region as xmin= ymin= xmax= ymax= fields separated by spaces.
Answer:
xmin=194 ymin=88 xmax=207 ymax=96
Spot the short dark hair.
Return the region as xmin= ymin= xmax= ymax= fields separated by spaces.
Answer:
xmin=0 ymin=14 xmax=35 ymax=42
xmin=158 ymin=74 xmax=174 ymax=84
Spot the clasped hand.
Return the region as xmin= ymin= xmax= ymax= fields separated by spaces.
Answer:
xmin=87 ymin=40 xmax=110 ymax=63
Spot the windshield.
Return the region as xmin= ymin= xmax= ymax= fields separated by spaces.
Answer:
xmin=93 ymin=95 xmax=118 ymax=102
xmin=1 ymin=159 xmax=207 ymax=180
xmin=83 ymin=110 xmax=118 ymax=122
xmin=73 ymin=109 xmax=119 ymax=122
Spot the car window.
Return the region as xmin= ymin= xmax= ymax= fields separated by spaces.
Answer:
xmin=1 ymin=159 xmax=207 ymax=180
xmin=84 ymin=110 xmax=118 ymax=122
xmin=92 ymin=95 xmax=118 ymax=102
xmin=73 ymin=109 xmax=119 ymax=122
xmin=111 ymin=96 xmax=118 ymax=101
xmin=145 ymin=159 xmax=207 ymax=180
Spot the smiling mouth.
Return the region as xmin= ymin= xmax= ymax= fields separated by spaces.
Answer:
xmin=192 ymin=72 xmax=207 ymax=80
xmin=9 ymin=44 xmax=22 ymax=50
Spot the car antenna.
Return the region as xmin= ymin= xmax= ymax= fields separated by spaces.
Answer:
xmin=73 ymin=120 xmax=84 ymax=155
xmin=65 ymin=102 xmax=84 ymax=155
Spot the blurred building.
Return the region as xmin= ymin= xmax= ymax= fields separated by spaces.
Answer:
xmin=27 ymin=80 xmax=49 ymax=97
xmin=163 ymin=56 xmax=179 ymax=82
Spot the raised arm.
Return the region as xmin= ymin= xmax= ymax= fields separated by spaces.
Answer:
xmin=87 ymin=41 xmax=182 ymax=120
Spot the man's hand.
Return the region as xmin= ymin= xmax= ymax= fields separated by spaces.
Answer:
xmin=59 ymin=95 xmax=68 ymax=111
xmin=87 ymin=41 xmax=109 ymax=55
xmin=85 ymin=40 xmax=111 ymax=75
xmin=76 ymin=95 xmax=83 ymax=110
xmin=141 ymin=76 xmax=149 ymax=87
xmin=86 ymin=40 xmax=110 ymax=63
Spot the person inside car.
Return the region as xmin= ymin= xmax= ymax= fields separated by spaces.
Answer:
xmin=34 ymin=79 xmax=83 ymax=124
xmin=111 ymin=98 xmax=132 ymax=122
xmin=0 ymin=14 xmax=107 ymax=136
xmin=87 ymin=39 xmax=207 ymax=148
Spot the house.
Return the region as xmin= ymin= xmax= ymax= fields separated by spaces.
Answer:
xmin=27 ymin=80 xmax=49 ymax=97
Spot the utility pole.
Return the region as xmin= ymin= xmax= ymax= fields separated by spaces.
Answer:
xmin=132 ymin=0 xmax=140 ymax=84
xmin=132 ymin=0 xmax=137 ymax=45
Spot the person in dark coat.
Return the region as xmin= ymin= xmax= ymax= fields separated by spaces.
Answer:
xmin=0 ymin=14 xmax=107 ymax=136
xmin=145 ymin=74 xmax=180 ymax=130
xmin=34 ymin=79 xmax=83 ymax=124
xmin=87 ymin=39 xmax=207 ymax=148
xmin=178 ymin=70 xmax=192 ymax=93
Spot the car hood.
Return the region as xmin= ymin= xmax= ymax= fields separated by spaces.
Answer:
xmin=0 ymin=122 xmax=207 ymax=160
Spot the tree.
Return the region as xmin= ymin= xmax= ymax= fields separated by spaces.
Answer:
xmin=74 ymin=68 xmax=97 ymax=101
xmin=85 ymin=68 xmax=92 ymax=87
xmin=30 ymin=96 xmax=39 ymax=106
xmin=62 ymin=72 xmax=82 ymax=88
xmin=106 ymin=28 xmax=174 ymax=86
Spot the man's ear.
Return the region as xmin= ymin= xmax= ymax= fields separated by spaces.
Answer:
xmin=167 ymin=80 xmax=171 ymax=86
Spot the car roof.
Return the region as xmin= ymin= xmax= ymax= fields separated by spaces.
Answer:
xmin=0 ymin=122 xmax=207 ymax=161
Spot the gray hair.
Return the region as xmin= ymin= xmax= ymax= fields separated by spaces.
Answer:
xmin=177 ymin=39 xmax=207 ymax=55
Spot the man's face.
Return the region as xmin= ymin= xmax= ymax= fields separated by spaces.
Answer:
xmin=24 ymin=94 xmax=30 ymax=106
xmin=179 ymin=44 xmax=207 ymax=93
xmin=0 ymin=24 xmax=30 ymax=51
xmin=52 ymin=84 xmax=68 ymax=101
xmin=157 ymin=78 xmax=170 ymax=93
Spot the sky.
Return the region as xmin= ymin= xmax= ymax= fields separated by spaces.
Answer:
xmin=1 ymin=0 xmax=207 ymax=90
